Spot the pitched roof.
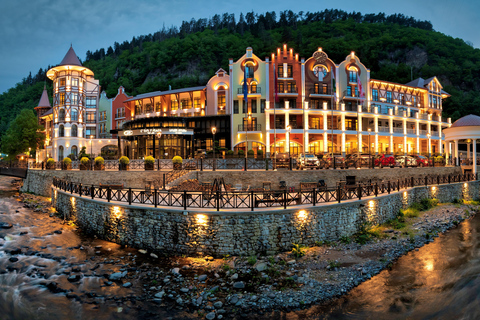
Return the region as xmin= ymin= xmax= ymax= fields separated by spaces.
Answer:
xmin=59 ymin=45 xmax=82 ymax=67
xmin=35 ymin=85 xmax=51 ymax=109
xmin=404 ymin=77 xmax=425 ymax=88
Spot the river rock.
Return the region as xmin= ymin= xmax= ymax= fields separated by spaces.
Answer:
xmin=9 ymin=257 xmax=19 ymax=262
xmin=109 ymin=271 xmax=127 ymax=281
xmin=213 ymin=301 xmax=223 ymax=308
xmin=171 ymin=267 xmax=180 ymax=275
xmin=150 ymin=253 xmax=158 ymax=259
xmin=67 ymin=274 xmax=81 ymax=282
xmin=180 ymin=288 xmax=189 ymax=293
xmin=154 ymin=291 xmax=165 ymax=299
xmin=0 ymin=222 xmax=12 ymax=229
xmin=198 ymin=274 xmax=207 ymax=281
xmin=255 ymin=262 xmax=267 ymax=272
xmin=138 ymin=249 xmax=147 ymax=254
xmin=233 ymin=281 xmax=245 ymax=289
xmin=53 ymin=230 xmax=62 ymax=234
xmin=123 ymin=282 xmax=132 ymax=288
xmin=206 ymin=312 xmax=216 ymax=320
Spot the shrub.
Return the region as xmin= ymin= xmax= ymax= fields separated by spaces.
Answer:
xmin=420 ymin=198 xmax=439 ymax=210
xmin=401 ymin=207 xmax=420 ymax=218
xmin=144 ymin=156 xmax=155 ymax=165
xmin=46 ymin=158 xmax=55 ymax=166
xmin=172 ymin=156 xmax=183 ymax=164
xmin=62 ymin=157 xmax=72 ymax=165
xmin=247 ymin=256 xmax=257 ymax=266
xmin=340 ymin=236 xmax=351 ymax=244
xmin=119 ymin=156 xmax=130 ymax=165
xmin=80 ymin=157 xmax=90 ymax=165
xmin=291 ymin=243 xmax=306 ymax=258
xmin=94 ymin=156 xmax=104 ymax=165
xmin=226 ymin=150 xmax=234 ymax=155
xmin=238 ymin=149 xmax=245 ymax=155
xmin=247 ymin=149 xmax=254 ymax=155
xmin=257 ymin=149 xmax=264 ymax=156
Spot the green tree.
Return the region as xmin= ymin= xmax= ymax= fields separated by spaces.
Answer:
xmin=0 ymin=109 xmax=44 ymax=159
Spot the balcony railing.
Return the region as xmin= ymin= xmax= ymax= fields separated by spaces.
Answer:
xmin=238 ymin=124 xmax=262 ymax=131
xmin=237 ymin=87 xmax=261 ymax=94
xmin=277 ymin=87 xmax=297 ymax=94
xmin=310 ymin=87 xmax=332 ymax=95
xmin=378 ymin=126 xmax=389 ymax=132
xmin=393 ymin=127 xmax=404 ymax=133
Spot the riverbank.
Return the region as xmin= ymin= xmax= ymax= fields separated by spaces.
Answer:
xmin=10 ymin=177 xmax=479 ymax=319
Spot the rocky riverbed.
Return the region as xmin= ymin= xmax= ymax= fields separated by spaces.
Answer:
xmin=2 ymin=176 xmax=478 ymax=319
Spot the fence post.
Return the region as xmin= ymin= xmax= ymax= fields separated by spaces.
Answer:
xmin=448 ymin=174 xmax=451 ymax=184
xmin=216 ymin=191 xmax=220 ymax=211
xmin=337 ymin=186 xmax=341 ymax=203
xmin=70 ymin=182 xmax=73 ymax=194
xmin=289 ymin=157 xmax=293 ymax=171
xmin=374 ymin=183 xmax=378 ymax=197
xmin=128 ymin=188 xmax=132 ymax=205
xmin=163 ymin=174 xmax=166 ymax=190
xmin=251 ymin=190 xmax=254 ymax=211
xmin=437 ymin=175 xmax=440 ymax=185
xmin=157 ymin=159 xmax=159 ymax=171
xmin=154 ymin=189 xmax=158 ymax=208
xmin=107 ymin=187 xmax=111 ymax=202
xmin=200 ymin=158 xmax=203 ymax=171
xmin=91 ymin=185 xmax=94 ymax=199
xmin=265 ymin=158 xmax=269 ymax=171
xmin=333 ymin=157 xmax=336 ymax=170
xmin=313 ymin=189 xmax=317 ymax=206
xmin=387 ymin=180 xmax=391 ymax=194
xmin=244 ymin=157 xmax=248 ymax=171
xmin=79 ymin=183 xmax=82 ymax=197
xmin=42 ymin=162 xmax=44 ymax=170
xmin=284 ymin=190 xmax=287 ymax=209
xmin=184 ymin=191 xmax=187 ymax=210
xmin=358 ymin=185 xmax=362 ymax=200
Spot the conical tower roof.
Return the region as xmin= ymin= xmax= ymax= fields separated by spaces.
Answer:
xmin=59 ymin=45 xmax=82 ymax=66
xmin=35 ymin=85 xmax=51 ymax=110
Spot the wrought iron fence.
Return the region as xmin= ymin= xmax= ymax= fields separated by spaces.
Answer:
xmin=53 ymin=172 xmax=477 ymax=212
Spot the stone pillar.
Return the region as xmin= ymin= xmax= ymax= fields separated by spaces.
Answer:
xmin=323 ymin=132 xmax=328 ymax=154
xmin=467 ymin=142 xmax=471 ymax=159
xmin=473 ymin=139 xmax=477 ymax=175
xmin=455 ymin=139 xmax=459 ymax=165
xmin=341 ymin=133 xmax=346 ymax=155
xmin=445 ymin=140 xmax=449 ymax=164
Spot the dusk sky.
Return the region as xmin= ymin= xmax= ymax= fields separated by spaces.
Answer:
xmin=0 ymin=0 xmax=478 ymax=94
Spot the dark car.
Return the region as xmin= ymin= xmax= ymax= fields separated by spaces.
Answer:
xmin=412 ymin=155 xmax=429 ymax=167
xmin=343 ymin=153 xmax=371 ymax=168
xmin=317 ymin=154 xmax=333 ymax=169
xmin=274 ymin=153 xmax=290 ymax=168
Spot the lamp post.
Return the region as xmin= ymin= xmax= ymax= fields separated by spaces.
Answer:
xmin=90 ymin=135 xmax=93 ymax=170
xmin=368 ymin=128 xmax=371 ymax=168
xmin=286 ymin=125 xmax=292 ymax=158
xmin=427 ymin=133 xmax=431 ymax=158
xmin=156 ymin=131 xmax=162 ymax=159
xmin=211 ymin=126 xmax=216 ymax=171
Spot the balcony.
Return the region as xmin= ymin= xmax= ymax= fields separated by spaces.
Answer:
xmin=378 ymin=126 xmax=389 ymax=133
xmin=237 ymin=87 xmax=261 ymax=96
xmin=277 ymin=86 xmax=298 ymax=96
xmin=238 ymin=124 xmax=262 ymax=131
xmin=310 ymin=87 xmax=332 ymax=96
xmin=393 ymin=127 xmax=404 ymax=133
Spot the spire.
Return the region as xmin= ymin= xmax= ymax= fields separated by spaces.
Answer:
xmin=35 ymin=86 xmax=51 ymax=109
xmin=59 ymin=45 xmax=82 ymax=67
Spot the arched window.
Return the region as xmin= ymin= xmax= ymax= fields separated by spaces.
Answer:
xmin=58 ymin=146 xmax=64 ymax=162
xmin=71 ymin=146 xmax=78 ymax=159
xmin=245 ymin=62 xmax=254 ymax=79
xmin=313 ymin=65 xmax=328 ymax=81
xmin=71 ymin=124 xmax=78 ymax=137
xmin=71 ymin=109 xmax=78 ymax=121
xmin=59 ymin=109 xmax=65 ymax=121
xmin=59 ymin=125 xmax=64 ymax=137
xmin=348 ymin=66 xmax=358 ymax=83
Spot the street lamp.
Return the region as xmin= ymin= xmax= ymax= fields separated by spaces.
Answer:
xmin=368 ymin=128 xmax=371 ymax=168
xmin=211 ymin=126 xmax=216 ymax=171
xmin=156 ymin=131 xmax=162 ymax=159
xmin=90 ymin=135 xmax=93 ymax=170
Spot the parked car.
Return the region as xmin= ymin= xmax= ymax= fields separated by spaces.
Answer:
xmin=412 ymin=155 xmax=429 ymax=167
xmin=395 ymin=155 xmax=417 ymax=167
xmin=343 ymin=153 xmax=371 ymax=168
xmin=296 ymin=153 xmax=320 ymax=170
xmin=374 ymin=154 xmax=395 ymax=168
xmin=274 ymin=153 xmax=290 ymax=168
xmin=195 ymin=149 xmax=206 ymax=159
xmin=317 ymin=154 xmax=333 ymax=169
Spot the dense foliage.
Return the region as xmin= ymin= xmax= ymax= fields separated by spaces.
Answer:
xmin=1 ymin=9 xmax=479 ymax=150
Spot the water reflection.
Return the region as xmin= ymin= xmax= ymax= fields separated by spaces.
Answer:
xmin=284 ymin=214 xmax=480 ymax=320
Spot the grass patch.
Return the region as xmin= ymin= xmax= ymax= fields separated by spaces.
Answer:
xmin=247 ymin=256 xmax=257 ymax=266
xmin=291 ymin=243 xmax=306 ymax=258
xmin=327 ymin=260 xmax=341 ymax=269
xmin=339 ymin=236 xmax=351 ymax=244
xmin=401 ymin=207 xmax=420 ymax=218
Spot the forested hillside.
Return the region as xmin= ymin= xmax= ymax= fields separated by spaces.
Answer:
xmin=1 ymin=9 xmax=479 ymax=144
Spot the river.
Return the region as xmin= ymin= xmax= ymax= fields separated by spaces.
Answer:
xmin=1 ymin=176 xmax=479 ymax=319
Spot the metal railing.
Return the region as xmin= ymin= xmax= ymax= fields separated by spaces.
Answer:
xmin=238 ymin=124 xmax=262 ymax=131
xmin=53 ymin=172 xmax=477 ymax=212
xmin=237 ymin=87 xmax=261 ymax=94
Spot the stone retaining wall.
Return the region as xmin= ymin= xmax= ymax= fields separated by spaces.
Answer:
xmin=52 ymin=180 xmax=479 ymax=256
xmin=23 ymin=166 xmax=461 ymax=197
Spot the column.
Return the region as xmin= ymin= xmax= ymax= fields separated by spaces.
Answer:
xmin=375 ymin=134 xmax=379 ymax=154
xmin=445 ymin=140 xmax=449 ymax=164
xmin=455 ymin=139 xmax=459 ymax=165
xmin=266 ymin=132 xmax=270 ymax=154
xmin=390 ymin=135 xmax=394 ymax=154
xmin=467 ymin=142 xmax=471 ymax=159
xmin=266 ymin=112 xmax=271 ymax=154
xmin=473 ymin=139 xmax=477 ymax=176
xmin=305 ymin=132 xmax=309 ymax=154
xmin=341 ymin=133 xmax=346 ymax=155
xmin=403 ymin=136 xmax=407 ymax=155
xmin=358 ymin=133 xmax=362 ymax=154
xmin=416 ymin=137 xmax=420 ymax=155
xmin=323 ymin=133 xmax=328 ymax=154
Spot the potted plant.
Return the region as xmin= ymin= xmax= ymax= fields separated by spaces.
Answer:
xmin=238 ymin=149 xmax=245 ymax=157
xmin=226 ymin=150 xmax=234 ymax=158
xmin=62 ymin=157 xmax=72 ymax=170
xmin=257 ymin=149 xmax=264 ymax=159
xmin=80 ymin=157 xmax=90 ymax=170
xmin=94 ymin=156 xmax=105 ymax=170
xmin=247 ymin=149 xmax=255 ymax=158
xmin=46 ymin=158 xmax=55 ymax=170
xmin=119 ymin=156 xmax=130 ymax=170
xmin=172 ymin=156 xmax=183 ymax=170
xmin=144 ymin=156 xmax=155 ymax=170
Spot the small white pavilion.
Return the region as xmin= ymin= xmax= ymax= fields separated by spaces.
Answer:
xmin=443 ymin=114 xmax=480 ymax=175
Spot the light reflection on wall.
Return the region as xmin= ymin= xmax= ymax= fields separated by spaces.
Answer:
xmin=112 ymin=206 xmax=122 ymax=219
xmin=462 ymin=182 xmax=470 ymax=201
xmin=196 ymin=214 xmax=208 ymax=225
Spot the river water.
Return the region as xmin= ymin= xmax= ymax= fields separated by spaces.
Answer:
xmin=1 ymin=176 xmax=479 ymax=319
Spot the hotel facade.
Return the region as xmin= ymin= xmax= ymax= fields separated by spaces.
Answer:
xmin=36 ymin=45 xmax=452 ymax=161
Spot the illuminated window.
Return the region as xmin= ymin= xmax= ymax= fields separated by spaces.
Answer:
xmin=59 ymin=125 xmax=65 ymax=137
xmin=71 ymin=124 xmax=78 ymax=137
xmin=372 ymin=89 xmax=378 ymax=101
xmin=72 ymin=78 xmax=79 ymax=87
xmin=386 ymin=92 xmax=392 ymax=103
xmin=72 ymin=94 xmax=78 ymax=105
xmin=171 ymin=100 xmax=179 ymax=111
xmin=71 ymin=145 xmax=78 ymax=158
xmin=59 ymin=93 xmax=65 ymax=105
xmin=86 ymin=97 xmax=96 ymax=109
xmin=58 ymin=146 xmax=64 ymax=161
xmin=155 ymin=102 xmax=161 ymax=112
xmin=348 ymin=67 xmax=358 ymax=83
xmin=58 ymin=108 xmax=65 ymax=121
xmin=233 ymin=100 xmax=239 ymax=114
xmin=245 ymin=63 xmax=254 ymax=78
xmin=59 ymin=78 xmax=66 ymax=87
xmin=313 ymin=65 xmax=328 ymax=81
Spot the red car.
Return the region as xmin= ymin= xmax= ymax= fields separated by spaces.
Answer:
xmin=412 ymin=155 xmax=429 ymax=167
xmin=374 ymin=154 xmax=395 ymax=168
